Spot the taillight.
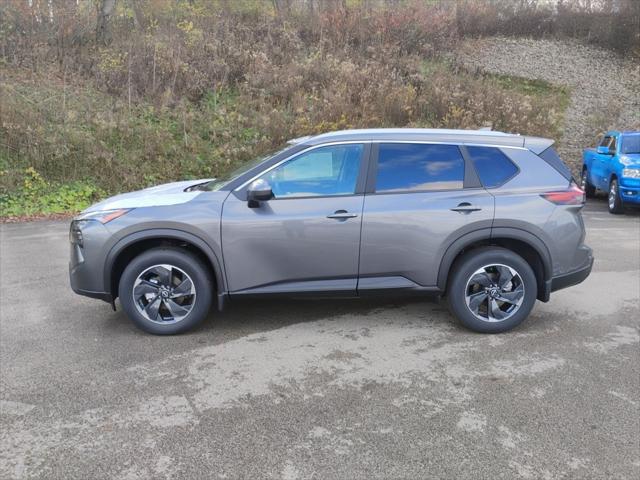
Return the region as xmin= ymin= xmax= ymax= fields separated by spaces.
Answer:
xmin=540 ymin=184 xmax=585 ymax=205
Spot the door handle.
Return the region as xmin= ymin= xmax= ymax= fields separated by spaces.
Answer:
xmin=450 ymin=202 xmax=482 ymax=214
xmin=327 ymin=210 xmax=358 ymax=220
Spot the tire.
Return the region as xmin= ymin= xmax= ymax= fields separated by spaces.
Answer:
xmin=118 ymin=248 xmax=213 ymax=335
xmin=446 ymin=247 xmax=537 ymax=334
xmin=581 ymin=168 xmax=596 ymax=198
xmin=608 ymin=178 xmax=624 ymax=214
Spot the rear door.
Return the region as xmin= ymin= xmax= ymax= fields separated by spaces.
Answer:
xmin=357 ymin=143 xmax=494 ymax=291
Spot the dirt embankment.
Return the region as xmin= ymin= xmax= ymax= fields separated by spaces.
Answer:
xmin=456 ymin=37 xmax=640 ymax=173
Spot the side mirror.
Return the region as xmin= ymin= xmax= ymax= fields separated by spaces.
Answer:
xmin=596 ymin=145 xmax=612 ymax=155
xmin=247 ymin=179 xmax=273 ymax=208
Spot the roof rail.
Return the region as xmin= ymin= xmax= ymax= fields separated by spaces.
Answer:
xmin=287 ymin=135 xmax=313 ymax=145
xmin=284 ymin=128 xmax=552 ymax=151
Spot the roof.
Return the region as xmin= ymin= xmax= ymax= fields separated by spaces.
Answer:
xmin=288 ymin=128 xmax=554 ymax=154
xmin=604 ymin=130 xmax=640 ymax=136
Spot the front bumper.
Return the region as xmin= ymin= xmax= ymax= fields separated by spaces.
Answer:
xmin=69 ymin=262 xmax=112 ymax=303
xmin=69 ymin=220 xmax=112 ymax=303
xmin=618 ymin=182 xmax=640 ymax=204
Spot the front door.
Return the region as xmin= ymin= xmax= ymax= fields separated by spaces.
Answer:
xmin=221 ymin=143 xmax=368 ymax=294
xmin=593 ymin=135 xmax=613 ymax=189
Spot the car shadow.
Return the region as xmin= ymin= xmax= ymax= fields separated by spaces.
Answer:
xmin=201 ymin=295 xmax=449 ymax=332
xmin=103 ymin=294 xmax=454 ymax=342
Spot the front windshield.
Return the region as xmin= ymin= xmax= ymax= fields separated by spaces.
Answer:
xmin=204 ymin=144 xmax=295 ymax=191
xmin=621 ymin=134 xmax=640 ymax=154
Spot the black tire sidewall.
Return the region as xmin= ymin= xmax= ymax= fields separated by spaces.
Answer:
xmin=582 ymin=169 xmax=595 ymax=197
xmin=608 ymin=179 xmax=624 ymax=214
xmin=447 ymin=247 xmax=537 ymax=333
xmin=118 ymin=248 xmax=213 ymax=335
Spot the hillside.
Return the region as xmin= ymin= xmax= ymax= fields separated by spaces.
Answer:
xmin=1 ymin=0 xmax=638 ymax=218
xmin=456 ymin=37 xmax=640 ymax=172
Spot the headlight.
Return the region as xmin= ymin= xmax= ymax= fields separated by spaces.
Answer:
xmin=75 ymin=208 xmax=132 ymax=223
xmin=69 ymin=221 xmax=84 ymax=246
xmin=622 ymin=168 xmax=640 ymax=179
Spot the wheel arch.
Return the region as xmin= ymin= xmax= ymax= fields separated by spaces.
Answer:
xmin=437 ymin=228 xmax=552 ymax=301
xmin=104 ymin=229 xmax=226 ymax=308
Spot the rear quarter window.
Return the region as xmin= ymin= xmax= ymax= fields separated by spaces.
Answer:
xmin=538 ymin=147 xmax=573 ymax=181
xmin=466 ymin=146 xmax=519 ymax=188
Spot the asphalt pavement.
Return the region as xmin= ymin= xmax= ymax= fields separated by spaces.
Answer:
xmin=1 ymin=198 xmax=639 ymax=479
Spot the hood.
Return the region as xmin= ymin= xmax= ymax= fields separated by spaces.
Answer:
xmin=83 ymin=178 xmax=215 ymax=213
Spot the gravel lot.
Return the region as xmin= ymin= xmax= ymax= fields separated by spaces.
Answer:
xmin=1 ymin=199 xmax=639 ymax=479
xmin=456 ymin=37 xmax=640 ymax=172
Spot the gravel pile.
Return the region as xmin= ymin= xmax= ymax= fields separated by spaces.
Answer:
xmin=455 ymin=37 xmax=640 ymax=173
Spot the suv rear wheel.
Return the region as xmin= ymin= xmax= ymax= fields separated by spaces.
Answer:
xmin=119 ymin=248 xmax=213 ymax=334
xmin=447 ymin=247 xmax=537 ymax=333
xmin=581 ymin=168 xmax=596 ymax=198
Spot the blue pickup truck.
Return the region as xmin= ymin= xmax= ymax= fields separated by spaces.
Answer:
xmin=582 ymin=130 xmax=640 ymax=213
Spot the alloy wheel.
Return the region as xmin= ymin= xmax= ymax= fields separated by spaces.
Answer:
xmin=608 ymin=181 xmax=617 ymax=210
xmin=132 ymin=264 xmax=196 ymax=324
xmin=464 ymin=264 xmax=525 ymax=322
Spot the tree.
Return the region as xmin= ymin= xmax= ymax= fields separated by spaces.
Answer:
xmin=96 ymin=0 xmax=117 ymax=45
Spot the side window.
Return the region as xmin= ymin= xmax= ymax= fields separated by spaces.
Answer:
xmin=621 ymin=135 xmax=640 ymax=154
xmin=600 ymin=136 xmax=612 ymax=147
xmin=259 ymin=144 xmax=363 ymax=198
xmin=609 ymin=136 xmax=617 ymax=152
xmin=375 ymin=143 xmax=465 ymax=193
xmin=466 ymin=146 xmax=519 ymax=188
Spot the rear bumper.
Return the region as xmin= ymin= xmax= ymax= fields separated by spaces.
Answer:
xmin=550 ymin=254 xmax=593 ymax=293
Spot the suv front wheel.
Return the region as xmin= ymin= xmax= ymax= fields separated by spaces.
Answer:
xmin=608 ymin=178 xmax=624 ymax=214
xmin=118 ymin=248 xmax=213 ymax=334
xmin=447 ymin=247 xmax=537 ymax=333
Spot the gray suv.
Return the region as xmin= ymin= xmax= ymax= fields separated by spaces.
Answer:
xmin=69 ymin=129 xmax=593 ymax=334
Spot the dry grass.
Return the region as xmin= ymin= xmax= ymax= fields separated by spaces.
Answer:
xmin=1 ymin=0 xmax=625 ymax=211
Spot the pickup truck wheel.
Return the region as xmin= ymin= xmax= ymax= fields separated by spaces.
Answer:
xmin=447 ymin=247 xmax=537 ymax=334
xmin=581 ymin=169 xmax=596 ymax=198
xmin=608 ymin=178 xmax=624 ymax=214
xmin=118 ymin=248 xmax=213 ymax=335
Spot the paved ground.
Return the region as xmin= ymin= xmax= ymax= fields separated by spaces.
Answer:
xmin=1 ymin=199 xmax=638 ymax=479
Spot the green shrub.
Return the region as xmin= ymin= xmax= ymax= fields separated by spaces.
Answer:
xmin=0 ymin=168 xmax=104 ymax=218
